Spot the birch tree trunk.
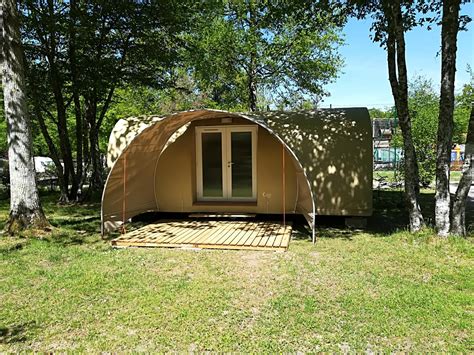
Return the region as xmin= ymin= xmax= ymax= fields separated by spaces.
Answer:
xmin=384 ymin=0 xmax=424 ymax=231
xmin=1 ymin=0 xmax=49 ymax=233
xmin=435 ymin=0 xmax=461 ymax=236
xmin=450 ymin=105 xmax=473 ymax=236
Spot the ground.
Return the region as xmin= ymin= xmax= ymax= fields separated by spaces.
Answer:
xmin=374 ymin=170 xmax=464 ymax=183
xmin=0 ymin=191 xmax=472 ymax=352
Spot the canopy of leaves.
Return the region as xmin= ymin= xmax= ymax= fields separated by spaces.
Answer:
xmin=391 ymin=74 xmax=472 ymax=187
xmin=186 ymin=0 xmax=345 ymax=110
xmin=369 ymin=107 xmax=394 ymax=119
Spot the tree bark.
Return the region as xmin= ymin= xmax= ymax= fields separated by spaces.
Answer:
xmin=248 ymin=59 xmax=258 ymax=112
xmin=85 ymin=98 xmax=103 ymax=194
xmin=34 ymin=104 xmax=69 ymax=202
xmin=1 ymin=0 xmax=49 ymax=234
xmin=384 ymin=0 xmax=424 ymax=231
xmin=435 ymin=0 xmax=460 ymax=236
xmin=69 ymin=0 xmax=83 ymax=199
xmin=46 ymin=0 xmax=78 ymax=201
xmin=247 ymin=0 xmax=258 ymax=112
xmin=450 ymin=105 xmax=473 ymax=236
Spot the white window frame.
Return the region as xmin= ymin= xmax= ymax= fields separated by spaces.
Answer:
xmin=196 ymin=125 xmax=257 ymax=202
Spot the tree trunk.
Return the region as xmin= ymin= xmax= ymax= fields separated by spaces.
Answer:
xmin=85 ymin=99 xmax=103 ymax=194
xmin=247 ymin=0 xmax=258 ymax=112
xmin=34 ymin=104 xmax=69 ymax=202
xmin=450 ymin=105 xmax=473 ymax=236
xmin=1 ymin=0 xmax=49 ymax=234
xmin=70 ymin=0 xmax=83 ymax=200
xmin=384 ymin=0 xmax=424 ymax=231
xmin=248 ymin=63 xmax=257 ymax=112
xmin=435 ymin=0 xmax=460 ymax=236
xmin=89 ymin=127 xmax=103 ymax=192
xmin=46 ymin=0 xmax=78 ymax=202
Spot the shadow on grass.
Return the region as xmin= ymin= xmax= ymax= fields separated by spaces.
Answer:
xmin=2 ymin=189 xmax=470 ymax=247
xmin=294 ymin=189 xmax=472 ymax=241
xmin=0 ymin=238 xmax=26 ymax=254
xmin=0 ymin=321 xmax=37 ymax=344
xmin=49 ymin=216 xmax=101 ymax=234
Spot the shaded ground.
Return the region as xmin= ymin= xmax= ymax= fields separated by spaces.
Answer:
xmin=0 ymin=190 xmax=472 ymax=352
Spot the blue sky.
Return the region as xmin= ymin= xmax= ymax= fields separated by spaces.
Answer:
xmin=321 ymin=4 xmax=474 ymax=110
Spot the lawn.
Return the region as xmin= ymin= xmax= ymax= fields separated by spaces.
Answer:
xmin=373 ymin=170 xmax=463 ymax=183
xmin=0 ymin=191 xmax=473 ymax=352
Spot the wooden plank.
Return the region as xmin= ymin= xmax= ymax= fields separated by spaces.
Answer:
xmin=284 ymin=224 xmax=293 ymax=247
xmin=148 ymin=224 xmax=186 ymax=243
xmin=199 ymin=221 xmax=237 ymax=245
xmin=257 ymin=222 xmax=274 ymax=247
xmin=234 ymin=222 xmax=258 ymax=245
xmin=280 ymin=225 xmax=292 ymax=249
xmin=112 ymin=219 xmax=292 ymax=251
xmin=121 ymin=223 xmax=162 ymax=243
xmin=213 ymin=222 xmax=244 ymax=245
xmin=248 ymin=222 xmax=263 ymax=247
xmin=226 ymin=222 xmax=249 ymax=245
xmin=228 ymin=226 xmax=249 ymax=245
xmin=263 ymin=222 xmax=278 ymax=247
xmin=234 ymin=221 xmax=256 ymax=244
xmin=269 ymin=222 xmax=287 ymax=247
xmin=112 ymin=239 xmax=288 ymax=251
xmin=191 ymin=222 xmax=224 ymax=245
xmin=151 ymin=225 xmax=183 ymax=243
xmin=188 ymin=213 xmax=256 ymax=218
xmin=165 ymin=221 xmax=202 ymax=243
xmin=250 ymin=222 xmax=268 ymax=247
xmin=185 ymin=221 xmax=220 ymax=244
xmin=272 ymin=224 xmax=285 ymax=247
xmin=208 ymin=221 xmax=237 ymax=245
xmin=242 ymin=223 xmax=260 ymax=245
xmin=176 ymin=221 xmax=207 ymax=243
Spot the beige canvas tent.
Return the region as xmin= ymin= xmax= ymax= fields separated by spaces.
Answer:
xmin=102 ymin=108 xmax=373 ymax=242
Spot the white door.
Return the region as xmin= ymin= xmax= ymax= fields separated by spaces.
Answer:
xmin=196 ymin=126 xmax=257 ymax=201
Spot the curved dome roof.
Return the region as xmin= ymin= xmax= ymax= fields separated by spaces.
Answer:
xmin=102 ymin=108 xmax=373 ymax=242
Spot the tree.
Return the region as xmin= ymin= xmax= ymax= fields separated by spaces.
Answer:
xmin=450 ymin=72 xmax=473 ymax=236
xmin=453 ymin=71 xmax=474 ymax=144
xmin=451 ymin=105 xmax=473 ymax=236
xmin=350 ymin=0 xmax=424 ymax=231
xmin=368 ymin=107 xmax=394 ymax=119
xmin=408 ymin=76 xmax=439 ymax=188
xmin=21 ymin=0 xmax=192 ymax=200
xmin=435 ymin=0 xmax=462 ymax=236
xmin=189 ymin=0 xmax=344 ymax=111
xmin=1 ymin=0 xmax=49 ymax=233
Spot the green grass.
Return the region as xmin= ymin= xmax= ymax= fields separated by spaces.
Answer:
xmin=450 ymin=171 xmax=462 ymax=182
xmin=0 ymin=191 xmax=473 ymax=352
xmin=374 ymin=170 xmax=464 ymax=183
xmin=374 ymin=170 xmax=398 ymax=182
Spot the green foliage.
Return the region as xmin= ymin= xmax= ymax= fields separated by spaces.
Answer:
xmin=101 ymin=77 xmax=213 ymax=151
xmin=368 ymin=107 xmax=394 ymax=119
xmin=391 ymin=75 xmax=473 ymax=187
xmin=409 ymin=76 xmax=439 ymax=187
xmin=187 ymin=0 xmax=344 ymax=110
xmin=392 ymin=77 xmax=438 ymax=187
xmin=453 ymin=68 xmax=474 ymax=144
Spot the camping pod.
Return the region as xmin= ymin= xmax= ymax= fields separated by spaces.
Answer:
xmin=102 ymin=109 xmax=373 ymax=242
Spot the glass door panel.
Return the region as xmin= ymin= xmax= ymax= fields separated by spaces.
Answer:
xmin=196 ymin=126 xmax=256 ymax=201
xmin=201 ymin=132 xmax=223 ymax=197
xmin=230 ymin=131 xmax=253 ymax=198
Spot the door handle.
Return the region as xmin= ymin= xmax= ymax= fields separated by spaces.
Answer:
xmin=227 ymin=162 xmax=234 ymax=168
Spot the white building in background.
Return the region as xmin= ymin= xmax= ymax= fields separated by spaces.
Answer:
xmin=34 ymin=156 xmax=55 ymax=174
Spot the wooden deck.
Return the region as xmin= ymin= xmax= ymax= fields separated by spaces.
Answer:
xmin=111 ymin=220 xmax=292 ymax=251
